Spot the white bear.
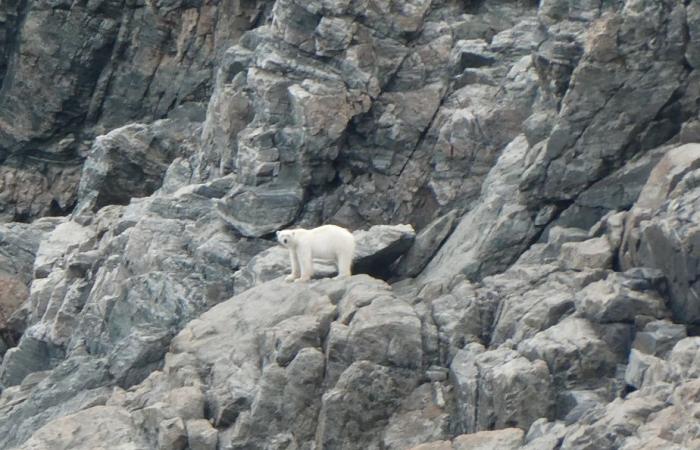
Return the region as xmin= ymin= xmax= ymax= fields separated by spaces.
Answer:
xmin=276 ymin=224 xmax=355 ymax=282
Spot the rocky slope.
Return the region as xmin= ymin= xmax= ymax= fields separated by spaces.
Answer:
xmin=1 ymin=0 xmax=700 ymax=449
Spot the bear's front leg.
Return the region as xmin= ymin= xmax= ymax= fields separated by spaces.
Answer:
xmin=286 ymin=249 xmax=300 ymax=282
xmin=294 ymin=247 xmax=313 ymax=282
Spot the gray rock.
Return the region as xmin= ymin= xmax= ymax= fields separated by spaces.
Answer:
xmin=77 ymin=116 xmax=201 ymax=211
xmin=588 ymin=211 xmax=627 ymax=254
xmin=553 ymin=146 xmax=669 ymax=232
xmin=517 ymin=317 xmax=626 ymax=390
xmin=0 ymin=335 xmax=65 ymax=387
xmin=216 ymin=186 xmax=304 ymax=238
xmin=522 ymin=419 xmax=567 ymax=450
xmin=3 ymin=0 xmax=700 ymax=448
xmin=538 ymin=0 xmax=606 ymax=23
xmin=451 ymin=344 xmax=552 ymax=434
xmin=617 ymin=383 xmax=700 ymax=450
xmin=33 ymin=220 xmax=95 ymax=279
xmin=157 ymin=417 xmax=187 ymax=450
xmin=523 ymin=111 xmax=556 ymax=147
xmin=0 ymin=185 xmax=247 ymax=446
xmin=547 ymin=226 xmax=589 ymax=247
xmin=521 ymin=3 xmax=687 ymax=203
xmin=409 ymin=441 xmax=453 ymax=450
xmin=317 ymin=361 xmax=416 ymax=450
xmin=532 ymin=28 xmax=584 ymax=101
xmin=353 ymin=224 xmax=416 ymax=276
xmin=186 ymin=419 xmax=218 ymax=450
xmin=452 ymin=428 xmax=524 ymax=450
xmin=624 ymin=350 xmax=672 ymax=390
xmin=621 ymin=144 xmax=700 ymax=324
xmin=668 ymin=337 xmax=700 ymax=380
xmin=488 ymin=271 xmax=577 ymax=347
xmin=559 ymin=236 xmax=613 ymax=271
xmin=430 ymin=280 xmax=497 ymax=363
xmin=423 ymin=135 xmax=537 ymax=282
xmin=558 ymin=390 xmax=605 ymax=424
xmin=17 ymin=406 xmax=149 ymax=450
xmin=560 ymin=390 xmax=668 ymax=450
xmin=575 ymin=274 xmax=669 ymax=324
xmin=345 ymin=294 xmax=422 ymax=369
xmin=231 ymin=246 xmax=292 ymax=292
xmin=394 ymin=210 xmax=458 ymax=278
xmin=687 ymin=1 xmax=700 ymax=69
xmin=632 ymin=320 xmax=687 ymax=358
xmin=0 ymin=218 xmax=61 ymax=345
xmin=0 ymin=355 xmax=113 ymax=448
xmin=452 ymin=39 xmax=497 ymax=70
xmin=91 ymin=276 xmax=421 ymax=450
xmin=0 ymin=0 xmax=265 ymax=222
xmin=382 ymin=383 xmax=451 ymax=450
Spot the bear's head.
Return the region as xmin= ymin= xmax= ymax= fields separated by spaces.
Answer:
xmin=276 ymin=230 xmax=295 ymax=248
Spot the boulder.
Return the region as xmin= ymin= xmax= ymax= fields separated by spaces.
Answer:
xmin=216 ymin=187 xmax=304 ymax=238
xmin=559 ymin=236 xmax=612 ymax=271
xmin=451 ymin=345 xmax=552 ymax=434
xmin=575 ymin=274 xmax=669 ymax=323
xmin=517 ymin=317 xmax=626 ymax=389
xmin=353 ymin=224 xmax=416 ymax=276
xmin=16 ymin=406 xmax=149 ymax=450
xmin=382 ymin=384 xmax=451 ymax=450
xmin=77 ymin=116 xmax=200 ymax=211
xmin=394 ymin=211 xmax=458 ymax=278
xmin=453 ymin=428 xmax=524 ymax=450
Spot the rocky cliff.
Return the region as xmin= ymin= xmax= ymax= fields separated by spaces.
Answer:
xmin=1 ymin=0 xmax=700 ymax=449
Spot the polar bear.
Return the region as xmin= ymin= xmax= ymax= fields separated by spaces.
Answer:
xmin=276 ymin=224 xmax=355 ymax=282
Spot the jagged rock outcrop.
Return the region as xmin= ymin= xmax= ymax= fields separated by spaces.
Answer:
xmin=0 ymin=218 xmax=61 ymax=354
xmin=77 ymin=105 xmax=205 ymax=211
xmin=2 ymin=0 xmax=700 ymax=449
xmin=620 ymin=143 xmax=700 ymax=325
xmin=0 ymin=0 xmax=268 ymax=221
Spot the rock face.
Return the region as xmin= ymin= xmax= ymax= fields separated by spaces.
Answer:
xmin=0 ymin=0 xmax=267 ymax=221
xmin=2 ymin=0 xmax=700 ymax=449
xmin=620 ymin=144 xmax=700 ymax=324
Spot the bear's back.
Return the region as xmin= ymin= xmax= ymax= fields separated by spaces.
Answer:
xmin=305 ymin=225 xmax=354 ymax=259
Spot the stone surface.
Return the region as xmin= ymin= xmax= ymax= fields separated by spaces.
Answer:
xmin=2 ymin=0 xmax=700 ymax=448
xmin=216 ymin=187 xmax=304 ymax=238
xmin=394 ymin=210 xmax=458 ymax=279
xmin=517 ymin=317 xmax=628 ymax=390
xmin=0 ymin=0 xmax=266 ymax=222
xmin=382 ymin=383 xmax=451 ymax=449
xmin=0 ymin=218 xmax=61 ymax=349
xmin=353 ymin=224 xmax=416 ymax=276
xmin=619 ymin=144 xmax=700 ymax=324
xmin=453 ymin=428 xmax=524 ymax=450
xmin=559 ymin=236 xmax=613 ymax=271
xmin=17 ymin=406 xmax=149 ymax=450
xmin=451 ymin=345 xmax=552 ymax=434
xmin=77 ymin=112 xmax=202 ymax=211
xmin=576 ymin=273 xmax=669 ymax=324
xmin=422 ymin=135 xmax=538 ymax=281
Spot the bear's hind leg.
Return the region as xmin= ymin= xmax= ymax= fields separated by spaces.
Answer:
xmin=335 ymin=252 xmax=352 ymax=279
